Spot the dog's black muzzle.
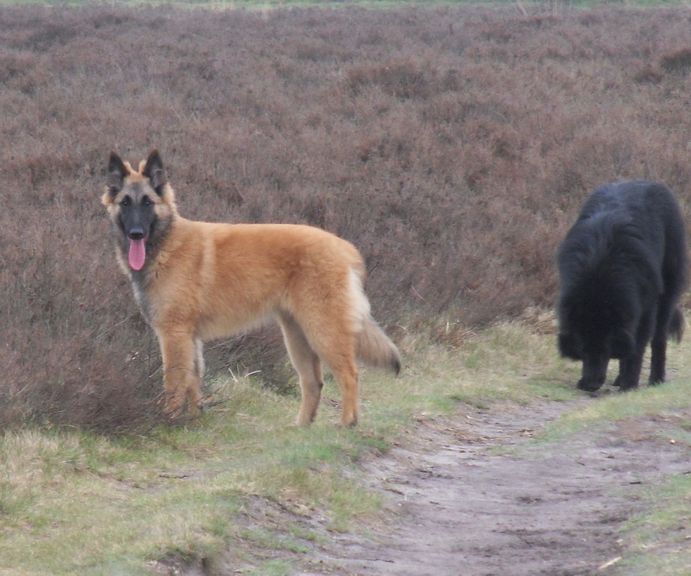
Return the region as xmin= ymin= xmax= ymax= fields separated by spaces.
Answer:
xmin=128 ymin=227 xmax=146 ymax=240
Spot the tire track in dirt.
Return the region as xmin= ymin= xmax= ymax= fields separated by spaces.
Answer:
xmin=302 ymin=401 xmax=690 ymax=576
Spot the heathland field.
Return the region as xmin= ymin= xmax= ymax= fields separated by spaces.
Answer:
xmin=0 ymin=3 xmax=690 ymax=575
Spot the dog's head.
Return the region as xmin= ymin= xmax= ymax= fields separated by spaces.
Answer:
xmin=102 ymin=150 xmax=176 ymax=271
xmin=558 ymin=294 xmax=636 ymax=392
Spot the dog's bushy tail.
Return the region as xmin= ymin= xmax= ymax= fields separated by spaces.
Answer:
xmin=669 ymin=305 xmax=685 ymax=343
xmin=348 ymin=268 xmax=401 ymax=374
xmin=357 ymin=317 xmax=402 ymax=375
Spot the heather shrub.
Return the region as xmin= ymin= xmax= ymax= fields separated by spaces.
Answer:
xmin=660 ymin=47 xmax=691 ymax=74
xmin=1 ymin=5 xmax=690 ymax=430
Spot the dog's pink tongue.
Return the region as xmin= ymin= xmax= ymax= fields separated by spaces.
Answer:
xmin=128 ymin=239 xmax=146 ymax=271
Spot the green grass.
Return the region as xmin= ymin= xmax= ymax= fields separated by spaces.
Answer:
xmin=532 ymin=335 xmax=691 ymax=576
xmin=1 ymin=320 xmax=689 ymax=574
xmin=0 ymin=321 xmax=575 ymax=575
xmin=540 ymin=341 xmax=691 ymax=442
xmin=615 ymin=474 xmax=691 ymax=576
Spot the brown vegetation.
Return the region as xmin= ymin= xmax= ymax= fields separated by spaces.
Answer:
xmin=1 ymin=5 xmax=690 ymax=430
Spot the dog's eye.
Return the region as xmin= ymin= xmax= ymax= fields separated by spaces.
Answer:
xmin=120 ymin=196 xmax=131 ymax=207
xmin=142 ymin=196 xmax=153 ymax=207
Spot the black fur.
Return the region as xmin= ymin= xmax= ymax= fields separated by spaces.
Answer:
xmin=107 ymin=151 xmax=128 ymax=196
xmin=142 ymin=149 xmax=166 ymax=196
xmin=557 ymin=181 xmax=687 ymax=392
xmin=106 ymin=153 xmax=175 ymax=320
xmin=116 ymin=181 xmax=157 ymax=241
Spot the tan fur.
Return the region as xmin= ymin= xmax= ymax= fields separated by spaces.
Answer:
xmin=103 ymin=152 xmax=400 ymax=426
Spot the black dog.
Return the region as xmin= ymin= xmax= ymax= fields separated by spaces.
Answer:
xmin=557 ymin=181 xmax=687 ymax=392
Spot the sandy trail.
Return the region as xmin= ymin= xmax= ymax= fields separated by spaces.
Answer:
xmin=298 ymin=401 xmax=690 ymax=576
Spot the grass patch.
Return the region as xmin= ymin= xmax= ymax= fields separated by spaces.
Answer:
xmin=526 ymin=334 xmax=691 ymax=576
xmin=2 ymin=320 xmax=688 ymax=573
xmin=540 ymin=338 xmax=690 ymax=442
xmin=615 ymin=474 xmax=691 ymax=576
xmin=248 ymin=559 xmax=293 ymax=576
xmin=0 ymin=320 xmax=574 ymax=575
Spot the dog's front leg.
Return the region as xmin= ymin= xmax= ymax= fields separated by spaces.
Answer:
xmin=156 ymin=329 xmax=201 ymax=419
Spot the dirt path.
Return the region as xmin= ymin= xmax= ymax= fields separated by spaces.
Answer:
xmin=295 ymin=401 xmax=690 ymax=576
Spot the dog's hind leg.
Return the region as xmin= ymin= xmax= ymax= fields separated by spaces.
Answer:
xmin=286 ymin=272 xmax=360 ymax=426
xmin=193 ymin=338 xmax=206 ymax=410
xmin=278 ymin=313 xmax=324 ymax=426
xmin=614 ymin=355 xmax=643 ymax=390
xmin=616 ymin=309 xmax=657 ymax=390
xmin=194 ymin=338 xmax=205 ymax=382
xmin=650 ymin=298 xmax=677 ymax=384
xmin=305 ymin=324 xmax=359 ymax=427
xmin=157 ymin=330 xmax=202 ymax=418
xmin=617 ymin=335 xmax=649 ymax=391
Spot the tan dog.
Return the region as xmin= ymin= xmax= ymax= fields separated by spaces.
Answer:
xmin=102 ymin=150 xmax=400 ymax=426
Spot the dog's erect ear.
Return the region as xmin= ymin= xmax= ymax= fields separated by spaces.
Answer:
xmin=142 ymin=149 xmax=166 ymax=196
xmin=107 ymin=152 xmax=128 ymax=197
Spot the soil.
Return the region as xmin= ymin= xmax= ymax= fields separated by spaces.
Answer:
xmin=211 ymin=399 xmax=690 ymax=576
xmin=303 ymin=401 xmax=689 ymax=576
